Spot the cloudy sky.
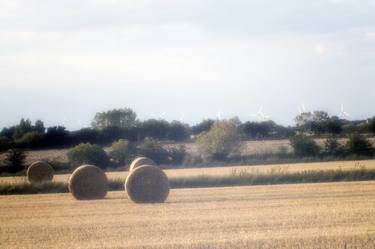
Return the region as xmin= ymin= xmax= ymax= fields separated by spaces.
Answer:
xmin=1 ymin=0 xmax=375 ymax=129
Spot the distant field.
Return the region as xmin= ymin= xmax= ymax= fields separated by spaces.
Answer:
xmin=3 ymin=138 xmax=375 ymax=165
xmin=1 ymin=159 xmax=375 ymax=185
xmin=1 ymin=181 xmax=374 ymax=249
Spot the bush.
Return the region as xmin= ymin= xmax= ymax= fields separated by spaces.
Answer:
xmin=137 ymin=138 xmax=168 ymax=164
xmin=0 ymin=136 xmax=12 ymax=152
xmin=324 ymin=136 xmax=345 ymax=157
xmin=4 ymin=149 xmax=27 ymax=173
xmin=108 ymin=139 xmax=135 ymax=166
xmin=346 ymin=134 xmax=374 ymax=157
xmin=196 ymin=119 xmax=243 ymax=161
xmin=167 ymin=145 xmax=187 ymax=165
xmin=290 ymin=134 xmax=320 ymax=158
xmin=67 ymin=143 xmax=110 ymax=169
xmin=369 ymin=118 xmax=375 ymax=134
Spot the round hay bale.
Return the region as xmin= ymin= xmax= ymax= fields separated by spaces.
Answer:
xmin=68 ymin=165 xmax=108 ymax=200
xmin=129 ymin=157 xmax=156 ymax=171
xmin=125 ymin=165 xmax=170 ymax=203
xmin=27 ymin=161 xmax=54 ymax=183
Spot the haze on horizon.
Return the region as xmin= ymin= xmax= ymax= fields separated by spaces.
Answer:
xmin=1 ymin=0 xmax=375 ymax=130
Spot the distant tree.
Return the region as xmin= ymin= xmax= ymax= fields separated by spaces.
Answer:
xmin=34 ymin=120 xmax=45 ymax=134
xmin=324 ymin=136 xmax=344 ymax=157
xmin=290 ymin=134 xmax=320 ymax=158
xmin=167 ymin=121 xmax=189 ymax=141
xmin=346 ymin=133 xmax=374 ymax=157
xmin=92 ymin=108 xmax=137 ymax=129
xmin=312 ymin=111 xmax=329 ymax=122
xmin=139 ymin=119 xmax=169 ymax=140
xmin=167 ymin=145 xmax=187 ymax=165
xmin=71 ymin=128 xmax=99 ymax=144
xmin=4 ymin=149 xmax=27 ymax=173
xmin=295 ymin=111 xmax=343 ymax=136
xmin=197 ymin=119 xmax=243 ymax=161
xmin=67 ymin=143 xmax=110 ymax=169
xmin=325 ymin=117 xmax=342 ymax=135
xmin=1 ymin=119 xmax=45 ymax=140
xmin=15 ymin=132 xmax=44 ymax=148
xmin=108 ymin=139 xmax=135 ymax=166
xmin=44 ymin=126 xmax=70 ymax=147
xmin=0 ymin=136 xmax=12 ymax=152
xmin=274 ymin=125 xmax=295 ymax=138
xmin=13 ymin=118 xmax=33 ymax=139
xmin=0 ymin=126 xmax=16 ymax=139
xmin=137 ymin=137 xmax=169 ymax=164
xmin=369 ymin=117 xmax=375 ymax=134
xmin=191 ymin=119 xmax=214 ymax=135
xmin=242 ymin=121 xmax=274 ymax=139
xmin=295 ymin=112 xmax=313 ymax=128
xmin=98 ymin=126 xmax=138 ymax=144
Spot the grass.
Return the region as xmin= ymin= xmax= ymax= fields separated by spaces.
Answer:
xmin=1 ymin=181 xmax=374 ymax=248
xmin=1 ymin=166 xmax=375 ymax=195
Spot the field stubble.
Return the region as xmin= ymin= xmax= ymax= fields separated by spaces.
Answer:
xmin=0 ymin=181 xmax=374 ymax=248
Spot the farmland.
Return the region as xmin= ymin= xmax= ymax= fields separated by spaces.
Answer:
xmin=1 ymin=159 xmax=375 ymax=185
xmin=1 ymin=181 xmax=374 ymax=249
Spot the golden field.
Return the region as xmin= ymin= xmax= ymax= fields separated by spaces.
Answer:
xmin=0 ymin=181 xmax=374 ymax=249
xmin=1 ymin=159 xmax=375 ymax=185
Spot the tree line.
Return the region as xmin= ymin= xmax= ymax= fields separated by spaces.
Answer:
xmin=1 ymin=108 xmax=375 ymax=152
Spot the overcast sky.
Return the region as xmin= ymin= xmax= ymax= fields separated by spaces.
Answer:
xmin=1 ymin=0 xmax=375 ymax=130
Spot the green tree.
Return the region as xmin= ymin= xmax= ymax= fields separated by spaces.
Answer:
xmin=191 ymin=119 xmax=214 ymax=135
xmin=67 ymin=143 xmax=110 ymax=169
xmin=13 ymin=118 xmax=33 ymax=139
xmin=15 ymin=132 xmax=43 ymax=148
xmin=34 ymin=120 xmax=45 ymax=134
xmin=108 ymin=139 xmax=135 ymax=166
xmin=324 ymin=136 xmax=344 ymax=157
xmin=4 ymin=149 xmax=27 ymax=173
xmin=290 ymin=134 xmax=320 ymax=158
xmin=0 ymin=136 xmax=11 ymax=152
xmin=167 ymin=121 xmax=189 ymax=141
xmin=369 ymin=117 xmax=375 ymax=134
xmin=139 ymin=119 xmax=169 ymax=139
xmin=137 ymin=137 xmax=169 ymax=164
xmin=92 ymin=108 xmax=137 ymax=129
xmin=196 ymin=119 xmax=243 ymax=161
xmin=346 ymin=134 xmax=374 ymax=157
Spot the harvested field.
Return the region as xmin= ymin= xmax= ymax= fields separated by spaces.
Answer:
xmin=0 ymin=181 xmax=374 ymax=249
xmin=1 ymin=159 xmax=375 ymax=185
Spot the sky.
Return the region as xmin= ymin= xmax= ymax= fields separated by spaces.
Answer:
xmin=1 ymin=0 xmax=375 ymax=130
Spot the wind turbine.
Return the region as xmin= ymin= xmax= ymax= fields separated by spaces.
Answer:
xmin=251 ymin=106 xmax=271 ymax=121
xmin=298 ymin=103 xmax=308 ymax=114
xmin=339 ymin=104 xmax=349 ymax=119
xmin=216 ymin=110 xmax=222 ymax=120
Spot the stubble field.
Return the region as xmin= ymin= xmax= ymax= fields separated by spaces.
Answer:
xmin=1 ymin=159 xmax=375 ymax=185
xmin=1 ymin=181 xmax=375 ymax=249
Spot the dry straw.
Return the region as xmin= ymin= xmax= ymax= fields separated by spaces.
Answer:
xmin=125 ymin=165 xmax=170 ymax=203
xmin=129 ymin=157 xmax=156 ymax=171
xmin=68 ymin=165 xmax=108 ymax=200
xmin=27 ymin=161 xmax=54 ymax=183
